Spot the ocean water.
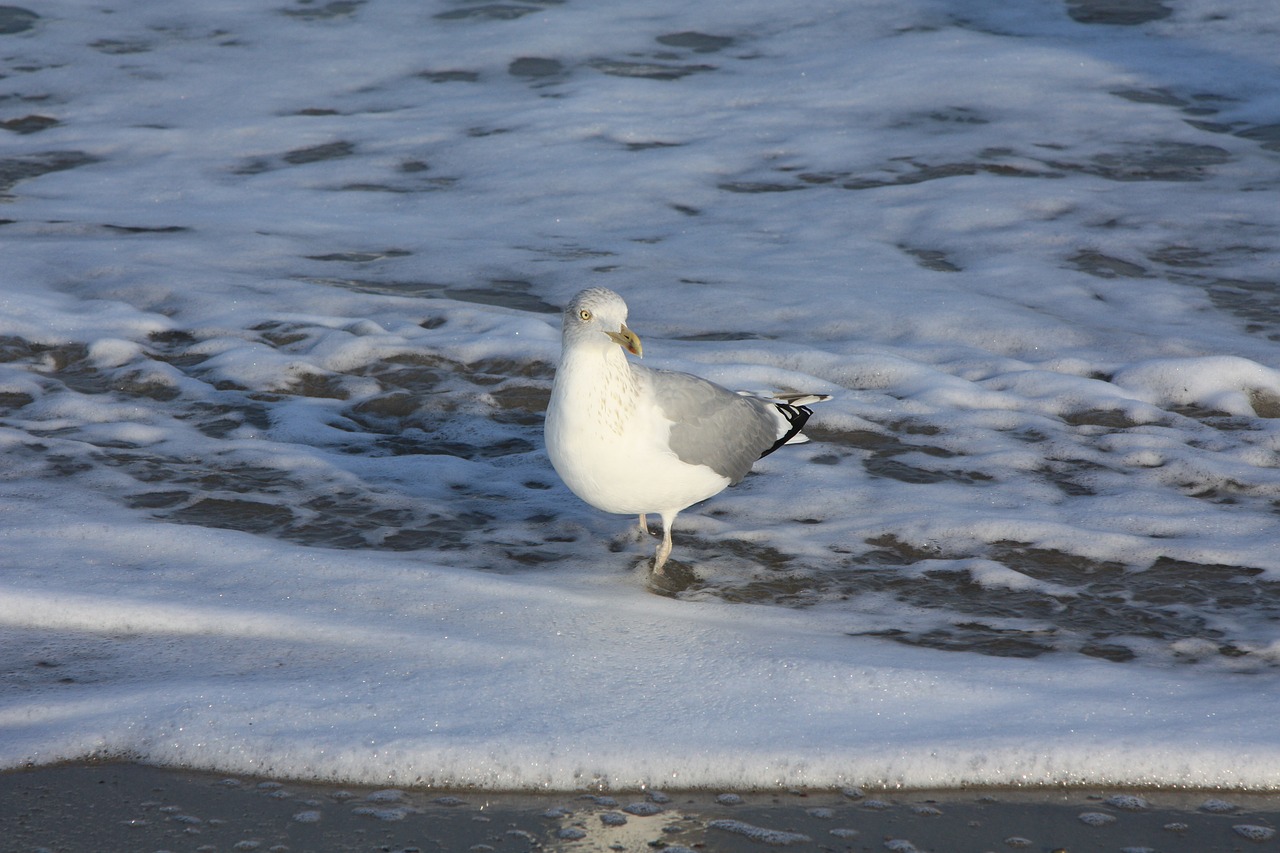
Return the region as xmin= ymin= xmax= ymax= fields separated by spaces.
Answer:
xmin=2 ymin=0 xmax=1280 ymax=790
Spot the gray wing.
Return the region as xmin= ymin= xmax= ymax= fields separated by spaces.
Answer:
xmin=640 ymin=367 xmax=779 ymax=484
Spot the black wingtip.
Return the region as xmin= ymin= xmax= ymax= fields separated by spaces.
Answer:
xmin=760 ymin=403 xmax=814 ymax=458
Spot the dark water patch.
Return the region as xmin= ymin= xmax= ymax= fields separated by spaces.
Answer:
xmin=89 ymin=38 xmax=152 ymax=55
xmin=110 ymin=441 xmax=510 ymax=551
xmin=590 ymin=59 xmax=715 ymax=81
xmin=0 ymin=390 xmax=35 ymax=411
xmin=671 ymin=331 xmax=771 ymax=342
xmin=1205 ymin=278 xmax=1280 ymax=342
xmin=280 ymin=0 xmax=365 ymax=21
xmin=862 ymin=534 xmax=945 ymax=565
xmin=453 ymin=280 xmax=560 ymax=313
xmin=1 ymin=342 xmax=127 ymax=396
xmin=508 ymin=56 xmax=563 ymax=78
xmin=102 ymin=223 xmax=191 ymax=234
xmin=234 ymin=141 xmax=355 ymax=174
xmin=301 ymin=277 xmax=560 ymax=313
xmin=0 ymin=335 xmax=67 ymax=365
xmin=901 ymin=246 xmax=962 ymax=272
xmin=284 ymin=370 xmax=350 ymax=400
xmin=806 ymin=425 xmax=988 ymax=486
xmin=0 ymin=5 xmax=37 ymax=34
xmin=417 ymin=69 xmax=480 ymax=83
xmin=0 ymin=114 xmax=57 ymax=134
xmin=379 ymin=434 xmax=535 ymax=461
xmin=735 ymin=138 xmax=1230 ymax=195
xmin=520 ymin=242 xmax=616 ymax=261
xmin=988 ymin=545 xmax=1123 ymax=589
xmin=1065 ymin=0 xmax=1172 ymax=25
xmin=283 ymin=140 xmax=355 ymax=165
xmin=856 ymin=625 xmax=1057 ymax=659
xmin=1184 ymin=118 xmax=1236 ymax=134
xmin=340 ymin=354 xmax=551 ymax=454
xmin=865 ymin=456 xmax=992 ymax=486
xmin=379 ymin=513 xmax=496 ymax=551
xmin=1166 ymin=403 xmax=1252 ymax=427
xmin=169 ymin=497 xmax=297 ymax=534
xmin=843 ymin=159 xmax=1055 ymax=190
xmin=845 ymin=162 xmax=978 ymax=189
xmin=1236 ymin=124 xmax=1280 ymax=153
xmin=695 ymin=536 xmax=797 ymax=571
xmin=1071 ymin=142 xmax=1232 ymax=182
xmin=158 ymin=488 xmax=489 ymax=552
xmin=1248 ymin=390 xmax=1280 ymax=418
xmin=124 ymin=490 xmax=190 ymax=509
xmin=685 ymin=529 xmax=1280 ymax=667
xmin=307 ymin=249 xmax=412 ymax=263
xmin=116 ymin=456 xmax=294 ymax=493
xmin=1135 ymin=557 xmax=1271 ymax=609
xmin=250 ymin=320 xmax=313 ymax=349
xmin=1139 ymin=240 xmax=1280 ymax=340
xmin=1109 ymin=86 xmax=1240 ymax=126
xmin=0 ymin=151 xmax=100 ymax=197
xmin=341 ymin=176 xmax=457 ymax=193
xmin=719 ymin=180 xmax=810 ymax=194
xmin=1182 ymin=481 xmax=1243 ymax=504
xmin=1 ymin=319 xmax=555 ymax=558
xmin=707 ymin=572 xmax=822 ymax=608
xmin=1080 ymin=641 xmax=1137 ymax=662
xmin=904 ymin=106 xmax=991 ymax=127
xmin=354 ymin=357 xmax=450 ymax=397
xmin=662 ymin=538 xmax=815 ymax=604
xmin=184 ymin=401 xmax=273 ymax=437
xmin=1111 ymin=87 xmax=1186 ymax=108
xmin=723 ymin=161 xmax=1019 ymax=193
xmin=488 ymin=383 xmax=550 ymax=426
xmin=796 ymin=172 xmax=840 ymax=185
xmin=852 ymin=561 xmax=1165 ymax=661
xmin=624 ymin=140 xmax=682 ymax=151
xmin=469 ymin=357 xmax=554 ymax=382
xmin=1067 ymin=250 xmax=1150 ymax=279
xmin=435 ymin=4 xmax=544 ymax=21
xmin=350 ymin=389 xmax=418 ymax=420
xmin=1062 ymin=408 xmax=1145 ymax=429
xmin=1059 ymin=404 xmax=1152 ymax=427
xmin=1147 ymin=244 xmax=1214 ymax=269
xmin=656 ymin=31 xmax=734 ymax=53
xmin=108 ymin=369 xmax=181 ymax=402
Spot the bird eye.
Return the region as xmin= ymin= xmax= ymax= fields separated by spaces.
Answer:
xmin=579 ymin=309 xmax=592 ymax=321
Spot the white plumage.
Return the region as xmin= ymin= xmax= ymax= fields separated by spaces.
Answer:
xmin=544 ymin=287 xmax=828 ymax=573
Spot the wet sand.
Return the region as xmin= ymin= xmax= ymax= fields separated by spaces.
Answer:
xmin=2 ymin=762 xmax=1277 ymax=852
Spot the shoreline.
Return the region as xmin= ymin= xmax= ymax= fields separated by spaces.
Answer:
xmin=4 ymin=762 xmax=1278 ymax=852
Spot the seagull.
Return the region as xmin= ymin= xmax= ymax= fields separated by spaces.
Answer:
xmin=544 ymin=287 xmax=828 ymax=573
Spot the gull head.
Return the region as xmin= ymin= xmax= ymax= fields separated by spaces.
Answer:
xmin=562 ymin=287 xmax=643 ymax=357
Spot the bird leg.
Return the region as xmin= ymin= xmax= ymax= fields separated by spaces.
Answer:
xmin=637 ymin=513 xmax=650 ymax=537
xmin=652 ymin=512 xmax=675 ymax=574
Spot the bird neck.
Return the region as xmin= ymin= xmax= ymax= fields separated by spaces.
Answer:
xmin=555 ymin=344 xmax=641 ymax=428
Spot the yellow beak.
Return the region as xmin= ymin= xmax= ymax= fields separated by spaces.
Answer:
xmin=605 ymin=323 xmax=643 ymax=357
